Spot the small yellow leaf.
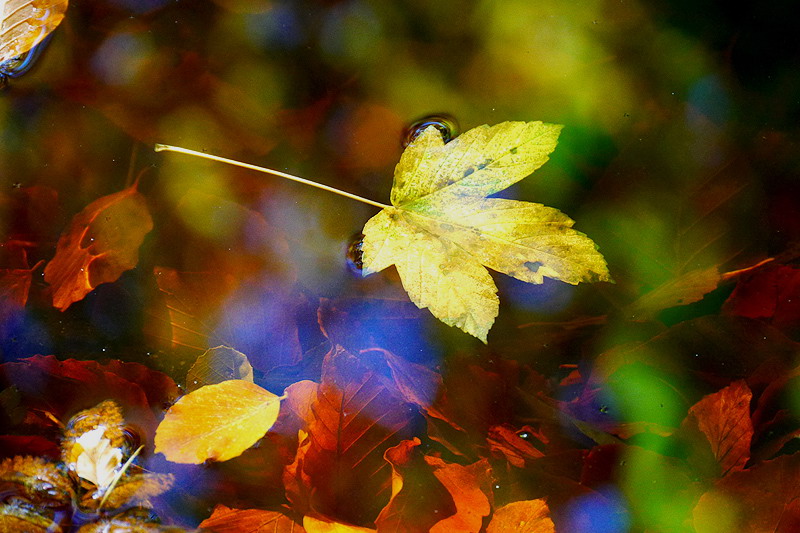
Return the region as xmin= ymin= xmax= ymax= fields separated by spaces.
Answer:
xmin=155 ymin=379 xmax=282 ymax=464
xmin=486 ymin=499 xmax=555 ymax=533
xmin=362 ymin=121 xmax=610 ymax=342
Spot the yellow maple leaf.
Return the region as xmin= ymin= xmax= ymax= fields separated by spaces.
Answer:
xmin=361 ymin=121 xmax=611 ymax=341
xmin=154 ymin=379 xmax=283 ymax=464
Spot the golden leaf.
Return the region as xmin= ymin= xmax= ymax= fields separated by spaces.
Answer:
xmin=0 ymin=0 xmax=67 ymax=63
xmin=302 ymin=516 xmax=376 ymax=533
xmin=486 ymin=500 xmax=555 ymax=533
xmin=362 ymin=122 xmax=610 ymax=341
xmin=154 ymin=379 xmax=283 ymax=464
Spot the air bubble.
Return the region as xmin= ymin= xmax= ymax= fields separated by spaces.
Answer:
xmin=402 ymin=114 xmax=459 ymax=147
xmin=346 ymin=233 xmax=364 ymax=273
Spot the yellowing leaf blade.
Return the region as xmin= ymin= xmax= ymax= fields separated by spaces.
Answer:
xmin=154 ymin=380 xmax=282 ymax=464
xmin=392 ymin=122 xmax=562 ymax=206
xmin=363 ymin=121 xmax=609 ymax=341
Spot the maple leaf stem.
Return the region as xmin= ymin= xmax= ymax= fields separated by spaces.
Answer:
xmin=154 ymin=144 xmax=391 ymax=210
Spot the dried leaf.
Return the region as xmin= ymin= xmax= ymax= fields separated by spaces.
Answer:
xmin=486 ymin=500 xmax=555 ymax=533
xmin=286 ymin=347 xmax=416 ymax=526
xmin=44 ymin=184 xmax=153 ymax=311
xmin=303 ymin=516 xmax=376 ymax=533
xmin=62 ymin=400 xmax=125 ymax=490
xmin=185 ymin=345 xmax=254 ymax=393
xmin=155 ymin=380 xmax=283 ymax=464
xmin=685 ymin=380 xmax=753 ymax=476
xmin=425 ymin=457 xmax=492 ymax=533
xmin=0 ymin=455 xmax=73 ymax=504
xmin=0 ymin=0 xmax=68 ymax=63
xmin=362 ymin=122 xmax=610 ymax=341
xmin=487 ymin=425 xmax=546 ymax=468
xmin=83 ymin=472 xmax=175 ymax=511
xmin=693 ymin=453 xmax=800 ymax=533
xmin=375 ymin=438 xmax=456 ymax=533
xmin=199 ymin=505 xmax=306 ymax=532
xmin=724 ymin=265 xmax=800 ymax=334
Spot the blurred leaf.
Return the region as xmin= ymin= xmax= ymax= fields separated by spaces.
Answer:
xmin=0 ymin=455 xmax=73 ymax=505
xmin=155 ymin=379 xmax=282 ymax=464
xmin=693 ymin=453 xmax=800 ymax=533
xmin=199 ymin=505 xmax=305 ymax=532
xmin=626 ymin=265 xmax=721 ymax=320
xmin=0 ymin=0 xmax=68 ymax=63
xmin=724 ymin=265 xmax=800 ymax=335
xmin=487 ymin=424 xmax=546 ymax=468
xmin=44 ymin=184 xmax=153 ymax=311
xmin=185 ymin=345 xmax=254 ymax=393
xmin=375 ymin=438 xmax=456 ymax=533
xmin=148 ymin=267 xmax=301 ymax=372
xmin=486 ymin=499 xmax=555 ymax=533
xmin=89 ymin=471 xmax=175 ymax=511
xmin=362 ymin=122 xmax=610 ymax=342
xmin=684 ymin=380 xmax=753 ymax=476
xmin=284 ymin=346 xmax=416 ymax=526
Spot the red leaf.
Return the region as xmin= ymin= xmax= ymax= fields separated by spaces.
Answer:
xmin=693 ymin=453 xmax=800 ymax=533
xmin=375 ymin=438 xmax=456 ymax=533
xmin=285 ymin=346 xmax=417 ymax=526
xmin=724 ymin=265 xmax=800 ymax=333
xmin=0 ymin=355 xmax=178 ymax=434
xmin=487 ymin=425 xmax=546 ymax=468
xmin=199 ymin=504 xmax=305 ymax=532
xmin=44 ymin=184 xmax=153 ymax=310
xmin=685 ymin=380 xmax=753 ymax=475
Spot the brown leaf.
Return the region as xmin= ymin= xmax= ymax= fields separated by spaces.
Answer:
xmin=693 ymin=453 xmax=800 ymax=533
xmin=44 ymin=184 xmax=153 ymax=310
xmin=425 ymin=457 xmax=493 ymax=533
xmin=198 ymin=504 xmax=305 ymax=532
xmin=375 ymin=438 xmax=456 ymax=533
xmin=486 ymin=499 xmax=555 ymax=533
xmin=685 ymin=380 xmax=753 ymax=475
xmin=286 ymin=347 xmax=417 ymax=526
xmin=724 ymin=265 xmax=800 ymax=334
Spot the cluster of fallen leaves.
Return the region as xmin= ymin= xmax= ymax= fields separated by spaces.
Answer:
xmin=3 ymin=117 xmax=800 ymax=532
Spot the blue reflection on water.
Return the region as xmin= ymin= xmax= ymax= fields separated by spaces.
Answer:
xmin=561 ymin=486 xmax=630 ymax=533
xmin=246 ymin=3 xmax=305 ymax=50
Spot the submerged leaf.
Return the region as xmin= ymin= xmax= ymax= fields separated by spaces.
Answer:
xmin=362 ymin=122 xmax=610 ymax=341
xmin=303 ymin=516 xmax=376 ymax=533
xmin=155 ymin=379 xmax=282 ymax=464
xmin=44 ymin=184 xmax=153 ymax=311
xmin=185 ymin=345 xmax=254 ymax=393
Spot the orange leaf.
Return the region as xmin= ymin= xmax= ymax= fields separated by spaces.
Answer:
xmin=199 ymin=504 xmax=305 ymax=532
xmin=487 ymin=425 xmax=546 ymax=468
xmin=44 ymin=184 xmax=153 ymax=310
xmin=303 ymin=516 xmax=377 ymax=533
xmin=425 ymin=457 xmax=493 ymax=533
xmin=375 ymin=438 xmax=456 ymax=533
xmin=486 ymin=500 xmax=555 ymax=533
xmin=686 ymin=380 xmax=753 ymax=475
xmin=285 ymin=346 xmax=416 ymax=526
xmin=155 ymin=380 xmax=282 ymax=464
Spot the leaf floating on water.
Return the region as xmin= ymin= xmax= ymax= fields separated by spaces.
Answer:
xmin=302 ymin=516 xmax=376 ymax=533
xmin=154 ymin=379 xmax=283 ymax=464
xmin=185 ymin=345 xmax=254 ymax=393
xmin=44 ymin=183 xmax=153 ymax=311
xmin=62 ymin=400 xmax=126 ymax=491
xmin=361 ymin=122 xmax=611 ymax=342
xmin=0 ymin=0 xmax=68 ymax=64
